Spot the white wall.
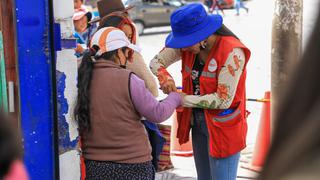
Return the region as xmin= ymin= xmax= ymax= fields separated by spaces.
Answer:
xmin=53 ymin=0 xmax=80 ymax=179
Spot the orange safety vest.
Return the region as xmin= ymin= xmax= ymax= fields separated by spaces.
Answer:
xmin=177 ymin=36 xmax=251 ymax=158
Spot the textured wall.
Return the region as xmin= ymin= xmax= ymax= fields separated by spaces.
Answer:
xmin=53 ymin=0 xmax=80 ymax=179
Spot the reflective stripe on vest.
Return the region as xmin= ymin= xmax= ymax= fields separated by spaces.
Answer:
xmin=213 ymin=109 xmax=241 ymax=122
xmin=185 ymin=65 xmax=191 ymax=73
xmin=185 ymin=66 xmax=216 ymax=78
xmin=202 ymin=71 xmax=216 ymax=78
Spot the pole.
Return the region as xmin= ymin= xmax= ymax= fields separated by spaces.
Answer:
xmin=271 ymin=0 xmax=303 ymax=126
xmin=15 ymin=0 xmax=57 ymax=178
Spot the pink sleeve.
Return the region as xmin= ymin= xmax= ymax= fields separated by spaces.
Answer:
xmin=130 ymin=74 xmax=182 ymax=123
xmin=4 ymin=160 xmax=29 ymax=180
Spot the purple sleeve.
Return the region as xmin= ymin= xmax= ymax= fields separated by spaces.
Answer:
xmin=130 ymin=74 xmax=182 ymax=123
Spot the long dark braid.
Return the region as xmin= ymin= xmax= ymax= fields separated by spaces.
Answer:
xmin=74 ymin=46 xmax=128 ymax=135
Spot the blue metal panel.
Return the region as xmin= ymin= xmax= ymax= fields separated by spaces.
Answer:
xmin=15 ymin=0 xmax=56 ymax=179
xmin=56 ymin=70 xmax=78 ymax=154
xmin=54 ymin=23 xmax=62 ymax=51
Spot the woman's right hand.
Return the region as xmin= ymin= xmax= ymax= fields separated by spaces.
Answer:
xmin=75 ymin=44 xmax=85 ymax=54
xmin=157 ymin=67 xmax=177 ymax=94
xmin=161 ymin=79 xmax=177 ymax=94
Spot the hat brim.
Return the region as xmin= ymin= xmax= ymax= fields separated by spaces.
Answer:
xmin=89 ymin=5 xmax=135 ymax=24
xmin=128 ymin=43 xmax=141 ymax=53
xmin=165 ymin=14 xmax=223 ymax=49
xmin=73 ymin=12 xmax=92 ymax=21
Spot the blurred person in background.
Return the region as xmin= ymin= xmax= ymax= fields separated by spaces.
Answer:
xmin=235 ymin=0 xmax=249 ymax=16
xmin=74 ymin=27 xmax=182 ymax=179
xmin=73 ymin=8 xmax=97 ymax=57
xmin=90 ymin=0 xmax=135 ymax=28
xmin=0 ymin=112 xmax=28 ymax=180
xmin=150 ymin=3 xmax=250 ymax=180
xmin=258 ymin=5 xmax=320 ymax=180
xmin=209 ymin=0 xmax=225 ymax=15
xmin=74 ymin=0 xmax=86 ymax=10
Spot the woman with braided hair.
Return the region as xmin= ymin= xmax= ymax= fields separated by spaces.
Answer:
xmin=74 ymin=27 xmax=183 ymax=179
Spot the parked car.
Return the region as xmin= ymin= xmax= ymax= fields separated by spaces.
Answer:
xmin=123 ymin=0 xmax=184 ymax=35
xmin=189 ymin=0 xmax=234 ymax=9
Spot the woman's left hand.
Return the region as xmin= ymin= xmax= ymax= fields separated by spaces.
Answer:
xmin=161 ymin=79 xmax=177 ymax=94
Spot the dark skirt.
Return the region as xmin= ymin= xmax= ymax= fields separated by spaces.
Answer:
xmin=85 ymin=160 xmax=155 ymax=180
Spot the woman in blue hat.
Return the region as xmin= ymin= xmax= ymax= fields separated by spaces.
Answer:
xmin=150 ymin=3 xmax=251 ymax=180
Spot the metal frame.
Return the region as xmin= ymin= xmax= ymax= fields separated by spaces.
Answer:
xmin=15 ymin=0 xmax=59 ymax=179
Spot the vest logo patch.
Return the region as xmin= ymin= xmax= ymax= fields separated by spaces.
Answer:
xmin=208 ymin=58 xmax=217 ymax=72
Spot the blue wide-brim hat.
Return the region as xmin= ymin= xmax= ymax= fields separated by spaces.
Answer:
xmin=166 ymin=3 xmax=223 ymax=48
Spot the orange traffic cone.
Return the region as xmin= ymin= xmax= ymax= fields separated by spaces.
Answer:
xmin=242 ymin=91 xmax=271 ymax=172
xmin=170 ymin=107 xmax=193 ymax=156
xmin=252 ymin=91 xmax=271 ymax=166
